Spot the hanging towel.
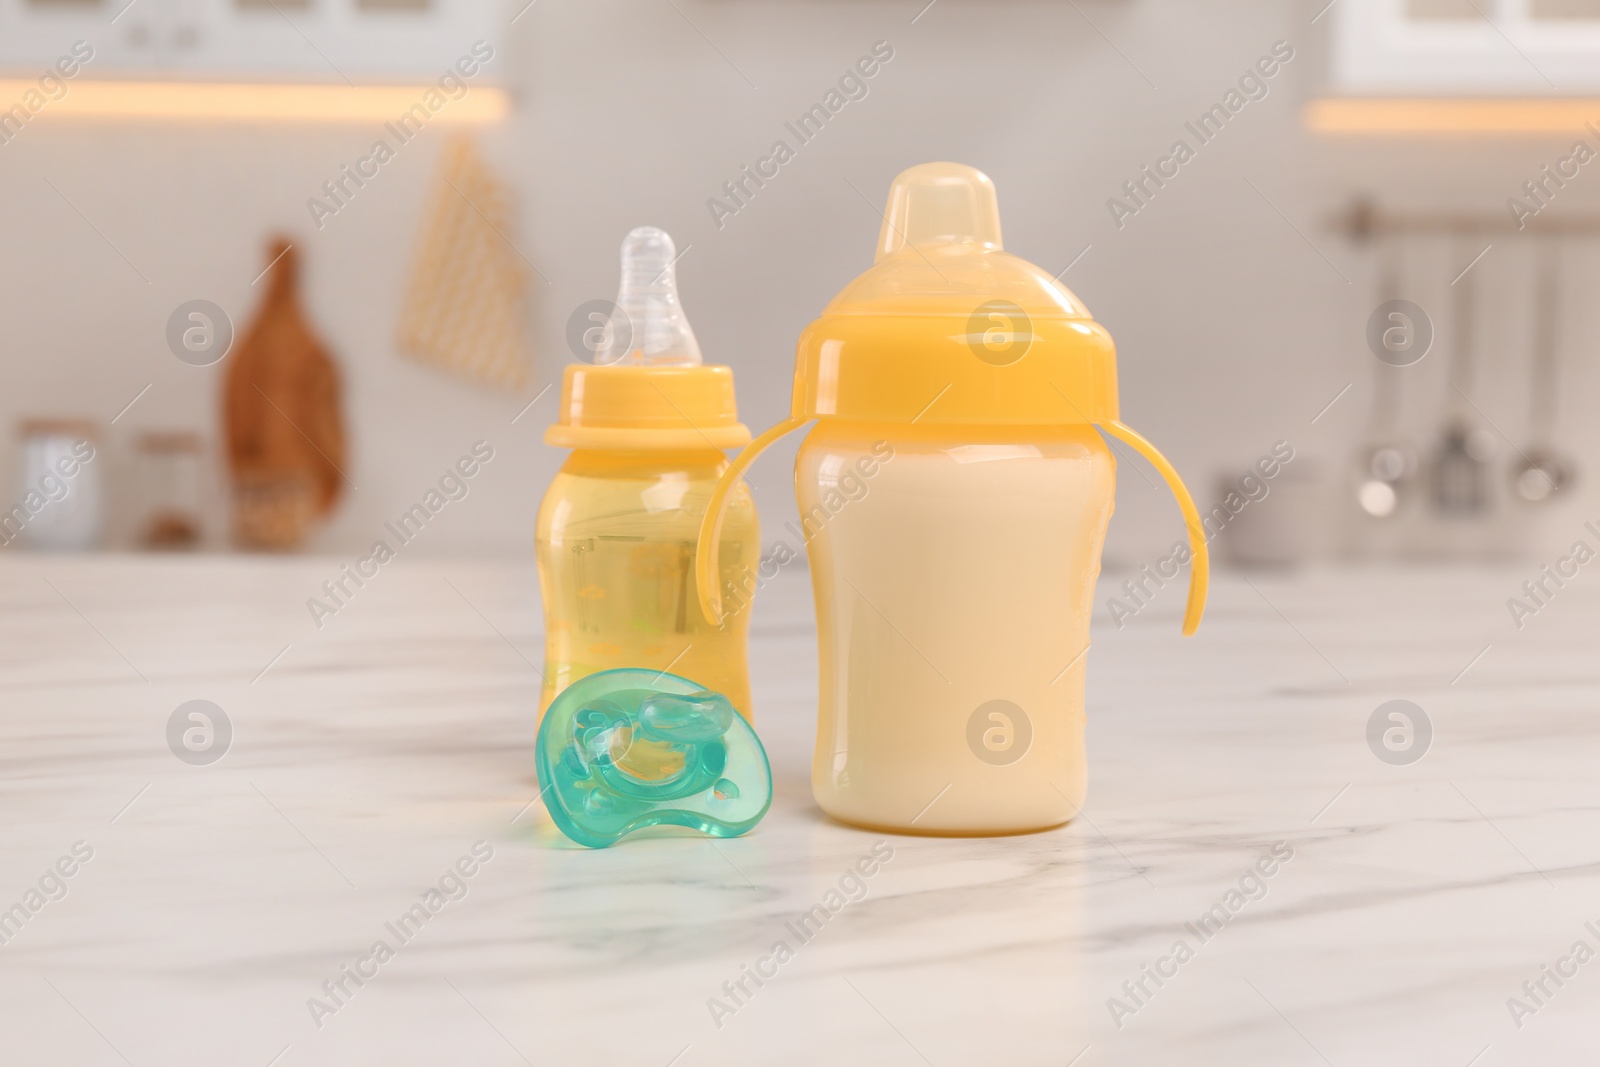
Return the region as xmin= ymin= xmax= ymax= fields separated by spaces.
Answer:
xmin=396 ymin=135 xmax=531 ymax=389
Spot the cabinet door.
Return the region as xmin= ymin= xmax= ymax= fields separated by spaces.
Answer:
xmin=1331 ymin=0 xmax=1600 ymax=91
xmin=0 ymin=0 xmax=507 ymax=80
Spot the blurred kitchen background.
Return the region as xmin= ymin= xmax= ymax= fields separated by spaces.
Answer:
xmin=3 ymin=0 xmax=1599 ymax=569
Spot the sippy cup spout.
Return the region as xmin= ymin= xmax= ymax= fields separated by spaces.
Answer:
xmin=876 ymin=162 xmax=1004 ymax=262
xmin=598 ymin=226 xmax=703 ymax=366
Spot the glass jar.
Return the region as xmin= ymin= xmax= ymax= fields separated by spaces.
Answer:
xmin=133 ymin=431 xmax=204 ymax=550
xmin=9 ymin=419 xmax=103 ymax=551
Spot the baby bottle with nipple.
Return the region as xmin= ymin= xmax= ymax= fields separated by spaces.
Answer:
xmin=696 ymin=164 xmax=1209 ymax=834
xmin=537 ymin=227 xmax=759 ymax=718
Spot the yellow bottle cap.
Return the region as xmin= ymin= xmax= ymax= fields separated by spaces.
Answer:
xmin=547 ymin=227 xmax=750 ymax=451
xmin=545 ymin=363 xmax=750 ymax=450
xmin=695 ymin=164 xmax=1208 ymax=635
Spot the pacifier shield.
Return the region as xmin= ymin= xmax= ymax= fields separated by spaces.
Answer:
xmin=535 ymin=669 xmax=772 ymax=848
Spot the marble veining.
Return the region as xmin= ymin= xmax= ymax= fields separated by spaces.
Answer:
xmin=2 ymin=555 xmax=1600 ymax=1065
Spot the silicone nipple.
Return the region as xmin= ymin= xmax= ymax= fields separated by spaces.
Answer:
xmin=876 ymin=162 xmax=1004 ymax=262
xmin=534 ymin=669 xmax=772 ymax=848
xmin=596 ymin=226 xmax=703 ymax=366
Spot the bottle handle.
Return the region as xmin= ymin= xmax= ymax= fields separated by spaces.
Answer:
xmin=695 ymin=416 xmax=812 ymax=625
xmin=695 ymin=416 xmax=1208 ymax=636
xmin=1099 ymin=421 xmax=1209 ymax=635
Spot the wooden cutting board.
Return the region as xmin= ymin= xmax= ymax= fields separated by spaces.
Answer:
xmin=223 ymin=239 xmax=347 ymax=547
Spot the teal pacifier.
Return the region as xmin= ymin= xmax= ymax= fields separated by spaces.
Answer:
xmin=535 ymin=668 xmax=772 ymax=848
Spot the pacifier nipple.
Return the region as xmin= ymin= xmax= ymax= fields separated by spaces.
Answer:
xmin=597 ymin=226 xmax=703 ymax=366
xmin=876 ymin=162 xmax=1004 ymax=262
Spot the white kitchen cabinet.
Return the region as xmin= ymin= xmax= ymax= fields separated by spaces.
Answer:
xmin=0 ymin=0 xmax=510 ymax=80
xmin=1331 ymin=0 xmax=1600 ymax=92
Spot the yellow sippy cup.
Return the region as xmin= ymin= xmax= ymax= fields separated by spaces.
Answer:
xmin=538 ymin=226 xmax=760 ymax=718
xmin=695 ymin=164 xmax=1208 ymax=835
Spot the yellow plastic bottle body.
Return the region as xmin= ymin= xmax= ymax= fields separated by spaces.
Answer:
xmin=798 ymin=421 xmax=1114 ymax=835
xmin=536 ymin=448 xmax=759 ymax=718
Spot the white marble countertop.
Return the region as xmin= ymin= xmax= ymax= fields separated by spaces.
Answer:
xmin=3 ymin=554 xmax=1600 ymax=1066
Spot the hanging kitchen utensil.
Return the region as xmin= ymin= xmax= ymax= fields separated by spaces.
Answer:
xmin=223 ymin=239 xmax=348 ymax=549
xmin=1511 ymin=239 xmax=1575 ymax=504
xmin=1429 ymin=241 xmax=1495 ymax=517
xmin=1356 ymin=235 xmax=1416 ymax=518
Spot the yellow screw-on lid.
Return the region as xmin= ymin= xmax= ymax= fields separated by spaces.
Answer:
xmin=695 ymin=163 xmax=1208 ymax=635
xmin=545 ymin=363 xmax=751 ymax=450
xmin=546 ymin=226 xmax=751 ymax=451
xmin=795 ymin=161 xmax=1117 ymax=426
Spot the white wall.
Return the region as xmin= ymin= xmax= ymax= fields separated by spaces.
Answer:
xmin=4 ymin=0 xmax=1598 ymax=566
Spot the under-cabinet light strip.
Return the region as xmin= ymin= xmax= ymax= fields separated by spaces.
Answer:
xmin=1306 ymin=97 xmax=1600 ymax=134
xmin=0 ymin=81 xmax=510 ymax=123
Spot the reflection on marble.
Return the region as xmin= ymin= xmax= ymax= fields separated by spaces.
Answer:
xmin=3 ymin=555 xmax=1600 ymax=1065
